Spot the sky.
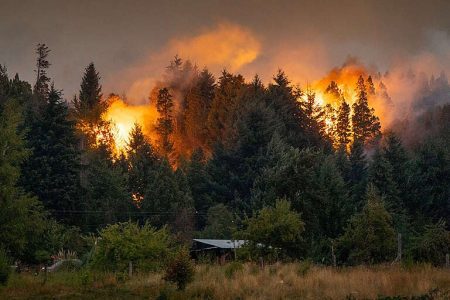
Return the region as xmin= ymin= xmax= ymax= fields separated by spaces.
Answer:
xmin=1 ymin=0 xmax=449 ymax=102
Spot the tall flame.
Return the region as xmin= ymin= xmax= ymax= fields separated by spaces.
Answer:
xmin=102 ymin=95 xmax=158 ymax=153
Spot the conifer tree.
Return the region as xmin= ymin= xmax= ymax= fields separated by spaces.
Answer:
xmin=126 ymin=124 xmax=158 ymax=206
xmin=348 ymin=139 xmax=368 ymax=209
xmin=73 ymin=63 xmax=105 ymax=124
xmin=21 ymin=86 xmax=80 ymax=223
xmin=367 ymin=75 xmax=376 ymax=95
xmin=336 ymin=99 xmax=351 ymax=147
xmin=33 ymin=44 xmax=51 ymax=103
xmin=184 ymin=68 xmax=215 ymax=149
xmin=156 ymin=88 xmax=174 ymax=157
xmin=337 ymin=184 xmax=396 ymax=265
xmin=352 ymin=75 xmax=381 ymax=143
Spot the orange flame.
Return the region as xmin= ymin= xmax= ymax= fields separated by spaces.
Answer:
xmin=102 ymin=95 xmax=158 ymax=153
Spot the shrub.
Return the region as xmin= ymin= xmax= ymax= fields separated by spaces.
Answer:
xmin=0 ymin=249 xmax=10 ymax=285
xmin=410 ymin=220 xmax=450 ymax=265
xmin=163 ymin=249 xmax=194 ymax=290
xmin=224 ymin=261 xmax=243 ymax=278
xmin=90 ymin=221 xmax=172 ymax=272
xmin=297 ymin=260 xmax=312 ymax=276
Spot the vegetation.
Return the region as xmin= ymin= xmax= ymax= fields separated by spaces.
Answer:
xmin=0 ymin=264 xmax=449 ymax=299
xmin=0 ymin=44 xmax=449 ymax=296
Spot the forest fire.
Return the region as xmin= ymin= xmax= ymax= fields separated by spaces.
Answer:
xmin=102 ymin=95 xmax=158 ymax=152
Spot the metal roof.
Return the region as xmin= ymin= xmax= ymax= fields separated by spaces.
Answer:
xmin=193 ymin=239 xmax=246 ymax=249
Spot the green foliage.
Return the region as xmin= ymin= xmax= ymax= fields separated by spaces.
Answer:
xmin=72 ymin=62 xmax=105 ymax=124
xmin=224 ymin=261 xmax=243 ymax=279
xmin=91 ymin=221 xmax=172 ymax=272
xmin=0 ymin=249 xmax=10 ymax=285
xmin=239 ymin=199 xmax=305 ymax=260
xmin=163 ymin=248 xmax=195 ymax=290
xmin=201 ymin=204 xmax=235 ymax=239
xmin=297 ymin=259 xmax=312 ymax=277
xmin=410 ymin=221 xmax=450 ymax=265
xmin=337 ymin=185 xmax=396 ymax=265
xmin=21 ymin=86 xmax=80 ymax=224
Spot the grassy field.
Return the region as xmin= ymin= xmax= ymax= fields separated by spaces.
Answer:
xmin=0 ymin=263 xmax=449 ymax=299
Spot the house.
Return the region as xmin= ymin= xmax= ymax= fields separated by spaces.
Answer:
xmin=191 ymin=239 xmax=246 ymax=264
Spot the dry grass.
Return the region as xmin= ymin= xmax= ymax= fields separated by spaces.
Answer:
xmin=0 ymin=263 xmax=449 ymax=299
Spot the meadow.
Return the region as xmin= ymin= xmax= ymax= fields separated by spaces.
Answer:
xmin=1 ymin=263 xmax=449 ymax=299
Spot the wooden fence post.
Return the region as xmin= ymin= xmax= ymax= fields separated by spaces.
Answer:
xmin=129 ymin=261 xmax=133 ymax=277
xmin=446 ymin=253 xmax=449 ymax=268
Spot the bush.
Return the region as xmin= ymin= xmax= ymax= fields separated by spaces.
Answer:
xmin=163 ymin=249 xmax=194 ymax=290
xmin=0 ymin=249 xmax=10 ymax=285
xmin=90 ymin=221 xmax=172 ymax=272
xmin=224 ymin=261 xmax=243 ymax=278
xmin=297 ymin=260 xmax=312 ymax=276
xmin=410 ymin=221 xmax=450 ymax=265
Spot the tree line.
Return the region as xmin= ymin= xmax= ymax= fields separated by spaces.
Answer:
xmin=0 ymin=44 xmax=449 ymax=269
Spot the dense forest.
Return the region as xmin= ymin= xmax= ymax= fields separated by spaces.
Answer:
xmin=0 ymin=44 xmax=449 ymax=272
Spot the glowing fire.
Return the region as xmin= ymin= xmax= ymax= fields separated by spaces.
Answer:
xmin=102 ymin=95 xmax=158 ymax=153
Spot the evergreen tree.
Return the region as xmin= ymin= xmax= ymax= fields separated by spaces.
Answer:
xmin=156 ymin=88 xmax=174 ymax=157
xmin=83 ymin=147 xmax=131 ymax=230
xmin=336 ymin=99 xmax=351 ymax=147
xmin=207 ymin=70 xmax=245 ymax=145
xmin=348 ymin=139 xmax=368 ymax=210
xmin=184 ymin=68 xmax=215 ymax=150
xmin=352 ymin=75 xmax=381 ymax=143
xmin=33 ymin=44 xmax=51 ymax=103
xmin=337 ymin=184 xmax=396 ymax=265
xmin=367 ymin=75 xmax=376 ymax=95
xmin=72 ymin=63 xmax=105 ymax=124
xmin=185 ymin=149 xmax=214 ymax=228
xmin=126 ymin=124 xmax=158 ymax=208
xmin=0 ymin=99 xmax=48 ymax=261
xmin=368 ymin=148 xmax=402 ymax=215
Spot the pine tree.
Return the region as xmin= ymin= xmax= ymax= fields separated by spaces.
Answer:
xmin=304 ymin=89 xmax=326 ymax=139
xmin=367 ymin=75 xmax=376 ymax=95
xmin=72 ymin=63 xmax=105 ymax=124
xmin=368 ymin=148 xmax=401 ymax=213
xmin=348 ymin=139 xmax=368 ymax=210
xmin=325 ymin=80 xmax=342 ymax=99
xmin=337 ymin=184 xmax=396 ymax=265
xmin=184 ymin=68 xmax=215 ymax=149
xmin=351 ymin=75 xmax=381 ymax=143
xmin=126 ymin=124 xmax=158 ymax=207
xmin=207 ymin=70 xmax=245 ymax=145
xmin=156 ymin=88 xmax=174 ymax=157
xmin=336 ymin=99 xmax=351 ymax=147
xmin=33 ymin=44 xmax=51 ymax=103
xmin=0 ymin=99 xmax=48 ymax=260
xmin=185 ymin=149 xmax=214 ymax=228
xmin=20 ymin=86 xmax=80 ymax=224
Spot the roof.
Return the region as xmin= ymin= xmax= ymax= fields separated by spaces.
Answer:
xmin=192 ymin=239 xmax=246 ymax=249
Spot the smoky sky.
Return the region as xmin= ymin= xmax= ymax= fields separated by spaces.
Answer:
xmin=1 ymin=0 xmax=449 ymax=101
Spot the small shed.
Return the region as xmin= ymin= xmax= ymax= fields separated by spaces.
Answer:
xmin=191 ymin=239 xmax=246 ymax=264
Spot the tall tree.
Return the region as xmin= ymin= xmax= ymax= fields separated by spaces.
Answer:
xmin=337 ymin=184 xmax=396 ymax=265
xmin=336 ymin=99 xmax=351 ymax=147
xmin=348 ymin=139 xmax=368 ymax=210
xmin=184 ymin=68 xmax=215 ymax=150
xmin=351 ymin=75 xmax=381 ymax=143
xmin=33 ymin=44 xmax=51 ymax=103
xmin=126 ymin=124 xmax=158 ymax=207
xmin=72 ymin=63 xmax=105 ymax=124
xmin=20 ymin=86 xmax=80 ymax=224
xmin=0 ymin=99 xmax=49 ymax=261
xmin=156 ymin=88 xmax=174 ymax=157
